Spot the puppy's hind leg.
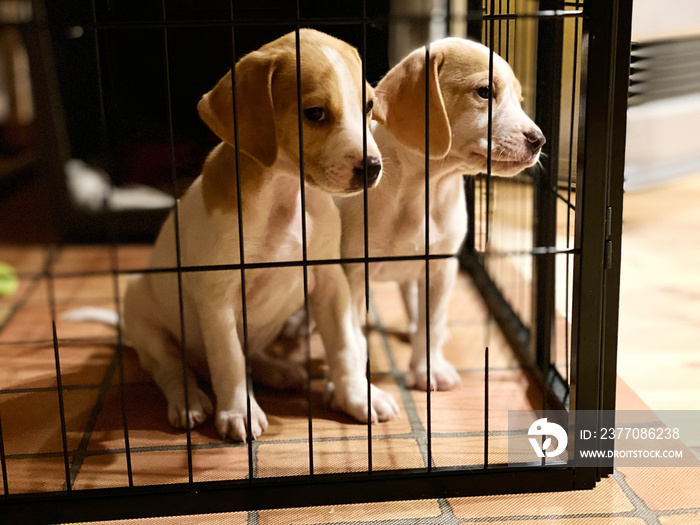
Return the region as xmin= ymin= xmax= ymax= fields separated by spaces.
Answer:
xmin=124 ymin=277 xmax=212 ymax=429
xmin=131 ymin=324 xmax=213 ymax=430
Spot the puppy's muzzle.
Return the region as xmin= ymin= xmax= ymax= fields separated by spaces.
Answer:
xmin=352 ymin=156 xmax=382 ymax=188
xmin=525 ymin=129 xmax=546 ymax=153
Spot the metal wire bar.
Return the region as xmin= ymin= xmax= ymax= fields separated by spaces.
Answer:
xmin=564 ymin=0 xmax=583 ymax=384
xmin=483 ymin=346 xmax=489 ymax=468
xmin=160 ymin=0 xmax=194 ymax=484
xmin=227 ymin=0 xmax=255 ymax=478
xmin=90 ymin=0 xmax=135 ymax=486
xmin=0 ymin=412 xmax=7 ymax=495
xmin=45 ymin=254 xmax=455 ymax=278
xmin=46 ymin=248 xmax=72 ymax=492
xmin=423 ymin=43 xmax=432 ymax=471
xmin=42 ymin=245 xmax=580 ymax=282
xmin=486 ymin=0 xmax=495 ymax=247
xmin=81 ymin=10 xmax=582 ymax=33
xmin=109 ymin=247 xmax=133 ymax=487
xmin=51 ymin=320 xmax=72 ymax=492
xmin=293 ymin=2 xmax=315 ymax=478
xmin=361 ymin=0 xmax=373 ymax=475
xmin=505 ymin=0 xmax=510 ymax=62
xmin=498 ymin=0 xmax=502 ymax=55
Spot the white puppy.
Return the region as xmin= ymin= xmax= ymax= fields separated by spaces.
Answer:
xmin=123 ymin=29 xmax=399 ymax=442
xmin=337 ymin=38 xmax=545 ymax=391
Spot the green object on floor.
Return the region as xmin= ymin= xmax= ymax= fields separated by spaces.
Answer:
xmin=0 ymin=262 xmax=19 ymax=298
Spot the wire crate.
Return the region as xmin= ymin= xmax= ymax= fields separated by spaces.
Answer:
xmin=0 ymin=0 xmax=632 ymax=522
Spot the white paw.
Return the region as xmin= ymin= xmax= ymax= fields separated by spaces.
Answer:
xmin=167 ymin=388 xmax=213 ymax=429
xmin=407 ymin=356 xmax=461 ymax=391
xmin=215 ymin=398 xmax=268 ymax=442
xmin=326 ymin=380 xmax=401 ymax=423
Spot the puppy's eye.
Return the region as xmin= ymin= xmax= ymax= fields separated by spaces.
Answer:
xmin=477 ymin=86 xmax=491 ymax=99
xmin=304 ymin=107 xmax=326 ymax=122
xmin=365 ymin=100 xmax=373 ymax=114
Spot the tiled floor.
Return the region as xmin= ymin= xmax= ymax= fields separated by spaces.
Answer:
xmin=1 ymin=173 xmax=700 ymax=525
xmin=0 ymin=245 xmax=539 ymax=492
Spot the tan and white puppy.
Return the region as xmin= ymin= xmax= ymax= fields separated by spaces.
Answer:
xmin=337 ymin=38 xmax=545 ymax=391
xmin=123 ymin=29 xmax=399 ymax=442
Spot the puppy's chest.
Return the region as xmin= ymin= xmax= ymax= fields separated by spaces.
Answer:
xmin=247 ymin=199 xmax=335 ymax=263
xmin=375 ymin=213 xmax=451 ymax=254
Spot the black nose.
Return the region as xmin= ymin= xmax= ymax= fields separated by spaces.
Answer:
xmin=353 ymin=156 xmax=382 ymax=186
xmin=525 ymin=129 xmax=546 ymax=153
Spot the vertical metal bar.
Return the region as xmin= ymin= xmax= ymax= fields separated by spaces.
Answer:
xmin=445 ymin=0 xmax=452 ymax=36
xmin=228 ymin=0 xmax=255 ymax=479
xmin=46 ymin=251 xmax=72 ymax=492
xmin=0 ymin=414 xmax=7 ymax=495
xmin=160 ymin=0 xmax=194 ymax=484
xmin=564 ymin=1 xmax=582 ymax=385
xmin=293 ymin=4 xmax=315 ymax=476
xmin=92 ymin=0 xmax=134 ymax=486
xmin=483 ymin=346 xmax=489 ymax=468
xmin=486 ymin=0 xmax=495 ymax=246
xmin=498 ymin=0 xmax=502 ymax=55
xmin=505 ymin=0 xmax=510 ymax=62
xmin=464 ymin=176 xmax=476 ymax=251
xmin=52 ymin=320 xmax=71 ymax=492
xmin=532 ymin=0 xmax=564 ymax=409
xmin=424 ymin=44 xmax=432 ymax=471
xmin=599 ymin=0 xmax=633 ymax=480
xmin=571 ymin=0 xmax=633 ymax=487
xmin=361 ymin=0 xmax=372 ymax=475
xmin=467 ymin=0 xmax=483 ymax=42
xmin=109 ymin=248 xmax=133 ymax=487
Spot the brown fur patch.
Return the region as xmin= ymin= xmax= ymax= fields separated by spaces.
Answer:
xmin=201 ymin=144 xmax=264 ymax=215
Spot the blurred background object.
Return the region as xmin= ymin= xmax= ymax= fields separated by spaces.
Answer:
xmin=625 ymin=0 xmax=700 ymax=191
xmin=0 ymin=0 xmax=33 ymax=153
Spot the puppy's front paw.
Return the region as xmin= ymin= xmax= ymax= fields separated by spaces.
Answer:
xmin=167 ymin=388 xmax=213 ymax=429
xmin=215 ymin=398 xmax=268 ymax=442
xmin=326 ymin=380 xmax=401 ymax=423
xmin=407 ymin=356 xmax=461 ymax=391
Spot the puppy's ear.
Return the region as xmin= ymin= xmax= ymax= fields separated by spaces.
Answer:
xmin=375 ymin=47 xmax=451 ymax=159
xmin=198 ymin=52 xmax=277 ymax=167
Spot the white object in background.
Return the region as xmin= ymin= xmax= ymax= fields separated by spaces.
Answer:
xmin=625 ymin=94 xmax=700 ymax=192
xmin=65 ymin=158 xmax=175 ymax=212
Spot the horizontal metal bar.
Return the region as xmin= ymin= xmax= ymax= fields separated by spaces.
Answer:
xmin=0 ymin=465 xmax=577 ymax=524
xmin=483 ymin=10 xmax=583 ymax=21
xmin=47 ymin=253 xmax=458 ymax=279
xmin=79 ymin=17 xmax=379 ymax=31
xmin=42 ymin=246 xmax=579 ymax=281
xmin=23 ymin=8 xmax=586 ymax=34
xmin=479 ymin=246 xmax=579 ymax=258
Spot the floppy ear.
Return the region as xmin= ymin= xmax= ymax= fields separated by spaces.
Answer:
xmin=374 ymin=47 xmax=451 ymax=159
xmin=197 ymin=51 xmax=277 ymax=167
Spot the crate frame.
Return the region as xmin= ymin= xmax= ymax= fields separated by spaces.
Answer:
xmin=0 ymin=0 xmax=632 ymax=522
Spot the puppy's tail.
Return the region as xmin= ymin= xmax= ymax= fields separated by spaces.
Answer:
xmin=61 ymin=307 xmax=121 ymax=327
